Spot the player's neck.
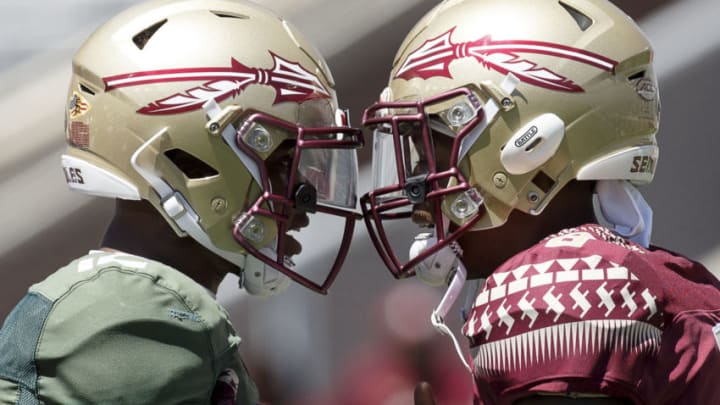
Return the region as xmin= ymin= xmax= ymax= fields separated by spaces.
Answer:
xmin=100 ymin=200 xmax=228 ymax=293
xmin=539 ymin=180 xmax=598 ymax=233
xmin=459 ymin=180 xmax=597 ymax=279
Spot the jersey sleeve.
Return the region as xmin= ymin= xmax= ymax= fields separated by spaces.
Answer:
xmin=0 ymin=292 xmax=53 ymax=404
xmin=641 ymin=306 xmax=720 ymax=403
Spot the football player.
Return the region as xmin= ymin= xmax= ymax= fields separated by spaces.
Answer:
xmin=0 ymin=0 xmax=362 ymax=403
xmin=359 ymin=0 xmax=720 ymax=403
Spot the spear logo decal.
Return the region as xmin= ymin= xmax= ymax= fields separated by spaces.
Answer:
xmin=103 ymin=52 xmax=330 ymax=115
xmin=395 ymin=27 xmax=617 ymax=92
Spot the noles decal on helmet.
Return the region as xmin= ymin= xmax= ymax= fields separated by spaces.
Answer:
xmin=395 ymin=27 xmax=618 ymax=92
xmin=102 ymin=52 xmax=330 ymax=115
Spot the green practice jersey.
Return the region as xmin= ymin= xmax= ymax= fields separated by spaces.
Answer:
xmin=0 ymin=250 xmax=259 ymax=404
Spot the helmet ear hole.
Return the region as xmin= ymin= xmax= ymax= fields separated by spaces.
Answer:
xmin=532 ymin=171 xmax=555 ymax=194
xmin=627 ymin=70 xmax=647 ymax=81
xmin=164 ymin=148 xmax=219 ymax=179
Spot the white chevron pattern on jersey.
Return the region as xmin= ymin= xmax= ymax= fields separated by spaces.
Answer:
xmin=463 ymin=227 xmax=662 ymax=340
xmin=473 ymin=319 xmax=662 ymax=377
xmin=474 ymin=255 xmax=639 ymax=308
xmin=464 ymin=277 xmax=659 ymax=339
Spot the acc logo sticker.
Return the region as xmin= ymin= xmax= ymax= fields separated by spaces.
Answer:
xmin=69 ymin=92 xmax=91 ymax=118
xmin=636 ymin=78 xmax=657 ymax=101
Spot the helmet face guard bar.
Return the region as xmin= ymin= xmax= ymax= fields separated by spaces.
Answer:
xmin=232 ymin=111 xmax=364 ymax=294
xmin=360 ymin=191 xmax=483 ymax=279
xmin=360 ymin=87 xmax=487 ymax=279
xmin=234 ymin=193 xmax=359 ymax=294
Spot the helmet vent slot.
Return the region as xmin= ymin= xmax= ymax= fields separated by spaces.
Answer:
xmin=132 ymin=19 xmax=168 ymax=50
xmin=628 ymin=70 xmax=647 ymax=81
xmin=79 ymin=83 xmax=95 ymax=96
xmin=532 ymin=171 xmax=555 ymax=194
xmin=211 ymin=10 xmax=249 ymax=19
xmin=559 ymin=2 xmax=593 ymax=31
xmin=164 ymin=148 xmax=219 ymax=179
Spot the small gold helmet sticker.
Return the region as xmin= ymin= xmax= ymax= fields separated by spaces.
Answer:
xmin=69 ymin=91 xmax=91 ymax=118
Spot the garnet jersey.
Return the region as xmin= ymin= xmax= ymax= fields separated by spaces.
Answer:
xmin=462 ymin=224 xmax=720 ymax=404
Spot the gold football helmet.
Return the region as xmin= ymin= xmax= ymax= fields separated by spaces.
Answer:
xmin=361 ymin=0 xmax=660 ymax=278
xmin=63 ymin=0 xmax=363 ymax=295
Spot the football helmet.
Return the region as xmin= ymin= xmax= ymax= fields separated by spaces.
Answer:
xmin=62 ymin=0 xmax=363 ymax=295
xmin=361 ymin=0 xmax=660 ymax=279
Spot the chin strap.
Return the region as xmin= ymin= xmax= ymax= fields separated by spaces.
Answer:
xmin=592 ymin=180 xmax=653 ymax=248
xmin=409 ymin=233 xmax=473 ymax=374
xmin=430 ymin=262 xmax=473 ymax=374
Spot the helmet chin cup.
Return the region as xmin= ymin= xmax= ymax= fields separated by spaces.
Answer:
xmin=409 ymin=232 xmax=461 ymax=287
xmin=240 ymin=251 xmax=291 ymax=297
